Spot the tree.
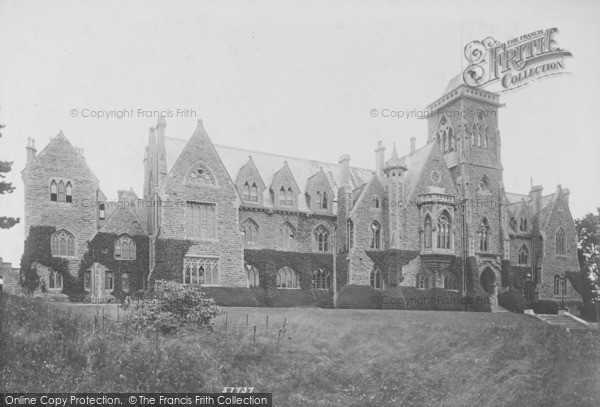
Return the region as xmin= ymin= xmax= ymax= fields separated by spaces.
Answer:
xmin=0 ymin=123 xmax=20 ymax=229
xmin=575 ymin=209 xmax=600 ymax=322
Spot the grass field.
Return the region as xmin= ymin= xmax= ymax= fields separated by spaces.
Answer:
xmin=1 ymin=293 xmax=599 ymax=406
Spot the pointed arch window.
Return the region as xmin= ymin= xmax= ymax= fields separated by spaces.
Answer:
xmin=416 ymin=273 xmax=430 ymax=289
xmin=518 ymin=245 xmax=528 ymax=265
xmin=370 ymin=221 xmax=381 ymax=249
xmin=555 ymin=228 xmax=566 ymax=256
xmin=105 ymin=272 xmax=114 ymax=291
xmin=437 ymin=115 xmax=454 ymax=153
xmin=241 ymin=218 xmax=259 ymax=248
xmin=370 ymin=266 xmax=383 ymax=290
xmin=478 ymin=176 xmax=490 ymax=193
xmin=242 ymin=182 xmax=251 ymax=200
xmin=313 ymin=225 xmax=330 ymax=252
xmin=115 ymin=235 xmax=136 ymax=260
xmin=471 ymin=124 xmax=477 ymax=146
xmin=479 ymin=217 xmax=490 ymax=252
xmin=58 ymin=181 xmax=66 ymax=202
xmin=448 ymin=127 xmax=455 ymax=151
xmin=437 ymin=211 xmax=451 ymax=249
xmin=315 ymin=191 xmax=322 ymax=209
xmin=347 ymin=219 xmax=354 ymax=249
xmin=50 ymin=180 xmax=58 ymax=201
xmin=277 ymin=222 xmax=296 ymax=251
xmin=279 ymin=187 xmax=286 ymax=205
xmin=183 ymin=257 xmax=219 ymax=286
xmin=285 ymin=188 xmax=293 ymax=206
xmin=49 ymin=271 xmax=63 ymax=289
xmin=313 ymin=267 xmax=331 ymax=290
xmin=122 ymin=273 xmax=130 ymax=292
xmin=51 ymin=230 xmax=76 ymax=257
xmin=65 ymin=182 xmax=73 ymax=203
xmin=554 ymin=275 xmax=562 ymax=296
xmin=276 ymin=266 xmax=299 ymax=289
xmin=424 ymin=215 xmax=432 ymax=249
xmin=245 ymin=263 xmax=260 ymax=287
xmin=322 ymin=192 xmax=328 ymax=209
xmin=250 ymin=183 xmax=258 ymax=202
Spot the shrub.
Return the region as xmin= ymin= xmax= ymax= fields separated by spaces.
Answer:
xmin=123 ymin=280 xmax=220 ymax=332
xmin=268 ymin=289 xmax=332 ymax=308
xmin=532 ymin=300 xmax=559 ymax=315
xmin=498 ymin=288 xmax=527 ymax=314
xmin=577 ymin=303 xmax=599 ymax=322
xmin=336 ymin=284 xmax=382 ymax=309
xmin=463 ymin=284 xmax=492 ymax=312
xmin=202 ymin=287 xmax=266 ymax=307
xmin=381 ymin=287 xmax=465 ymax=311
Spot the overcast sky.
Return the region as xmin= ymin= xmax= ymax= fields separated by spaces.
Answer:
xmin=1 ymin=0 xmax=599 ymax=265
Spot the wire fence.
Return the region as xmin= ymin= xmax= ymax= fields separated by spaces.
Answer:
xmin=87 ymin=303 xmax=291 ymax=349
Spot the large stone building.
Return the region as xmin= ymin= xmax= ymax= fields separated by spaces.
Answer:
xmin=21 ymin=77 xmax=583 ymax=307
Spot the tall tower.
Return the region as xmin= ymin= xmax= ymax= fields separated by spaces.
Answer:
xmin=425 ymin=76 xmax=504 ymax=295
xmin=382 ymin=145 xmax=406 ymax=250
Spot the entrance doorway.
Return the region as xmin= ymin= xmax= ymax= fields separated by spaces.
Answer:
xmin=480 ymin=267 xmax=496 ymax=295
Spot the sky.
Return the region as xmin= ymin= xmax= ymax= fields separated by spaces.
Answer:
xmin=1 ymin=0 xmax=599 ymax=265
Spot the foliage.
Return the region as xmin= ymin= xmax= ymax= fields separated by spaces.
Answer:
xmin=123 ymin=280 xmax=220 ymax=332
xmin=336 ymin=284 xmax=382 ymax=309
xmin=365 ymin=249 xmax=420 ymax=288
xmin=575 ymin=209 xmax=600 ymax=303
xmin=202 ymin=287 xmax=266 ymax=307
xmin=463 ymin=257 xmax=492 ymax=312
xmin=532 ymin=300 xmax=559 ymax=315
xmin=20 ymin=226 xmax=70 ymax=294
xmin=577 ymin=302 xmax=599 ymax=322
xmin=498 ymin=288 xmax=527 ymax=313
xmin=381 ymin=286 xmax=466 ymax=311
xmin=0 ymin=123 xmax=20 ymax=229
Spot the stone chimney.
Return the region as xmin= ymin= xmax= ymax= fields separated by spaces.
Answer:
xmin=26 ymin=138 xmax=37 ymax=164
xmin=338 ymin=154 xmax=350 ymax=186
xmin=156 ymin=118 xmax=168 ymax=185
xmin=563 ymin=188 xmax=570 ymax=206
xmin=410 ymin=137 xmax=416 ymax=155
xmin=529 ymin=185 xmax=543 ymax=216
xmin=375 ymin=141 xmax=386 ymax=180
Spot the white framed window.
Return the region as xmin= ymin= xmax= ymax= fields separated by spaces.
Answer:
xmin=246 ymin=263 xmax=260 ymax=287
xmin=437 ymin=211 xmax=451 ymax=249
xmin=518 ymin=245 xmax=528 ymax=265
xmin=183 ymin=257 xmax=219 ymax=286
xmin=48 ymin=271 xmax=62 ymax=289
xmin=417 ymin=273 xmax=430 ymax=289
xmin=241 ymin=218 xmax=259 ymax=248
xmin=370 ymin=266 xmax=383 ymax=290
xmin=277 ymin=222 xmax=296 ymax=251
xmin=276 ymin=266 xmax=299 ymax=289
xmin=313 ymin=225 xmax=330 ymax=252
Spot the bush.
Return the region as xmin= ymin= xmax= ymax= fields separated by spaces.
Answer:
xmin=463 ymin=284 xmax=492 ymax=312
xmin=577 ymin=302 xmax=599 ymax=322
xmin=498 ymin=288 xmax=527 ymax=314
xmin=268 ymin=289 xmax=332 ymax=308
xmin=532 ymin=300 xmax=559 ymax=315
xmin=202 ymin=287 xmax=266 ymax=307
xmin=381 ymin=287 xmax=466 ymax=311
xmin=336 ymin=284 xmax=382 ymax=309
xmin=123 ymin=280 xmax=220 ymax=332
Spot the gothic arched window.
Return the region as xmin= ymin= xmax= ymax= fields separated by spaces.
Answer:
xmin=245 ymin=263 xmax=260 ymax=287
xmin=250 ymin=183 xmax=258 ymax=202
xmin=242 ymin=182 xmax=251 ymax=200
xmin=49 ymin=271 xmax=63 ymax=289
xmin=556 ymin=228 xmax=566 ymax=256
xmin=370 ymin=266 xmax=383 ymax=290
xmin=479 ymin=176 xmax=490 ymax=193
xmin=553 ymin=275 xmax=561 ymax=296
xmin=313 ymin=225 xmax=330 ymax=252
xmin=313 ymin=267 xmax=332 ymax=290
xmin=279 ymin=187 xmax=286 ymax=205
xmin=315 ymin=191 xmax=322 ymax=209
xmin=285 ymin=187 xmax=293 ymax=206
xmin=65 ymin=182 xmax=73 ymax=203
xmin=277 ymin=266 xmax=299 ymax=289
xmin=58 ymin=181 xmax=66 ymax=202
xmin=479 ymin=217 xmax=490 ymax=252
xmin=277 ymin=222 xmax=296 ymax=251
xmin=444 ymin=274 xmax=458 ymax=290
xmin=437 ymin=115 xmax=454 ymax=154
xmin=437 ymin=211 xmax=451 ymax=249
xmin=50 ymin=180 xmax=58 ymax=201
xmin=370 ymin=221 xmax=381 ymax=249
xmin=115 ymin=235 xmax=136 ymax=260
xmin=518 ymin=245 xmax=528 ymax=265
xmin=322 ymin=192 xmax=328 ymax=209
xmin=51 ymin=230 xmax=76 ymax=257
xmin=424 ymin=215 xmax=432 ymax=249
xmin=241 ymin=218 xmax=259 ymax=248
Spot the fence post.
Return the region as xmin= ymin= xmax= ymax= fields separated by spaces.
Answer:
xmin=266 ymin=316 xmax=269 ymax=335
xmin=253 ymin=326 xmax=256 ymax=344
xmin=283 ymin=318 xmax=287 ymax=330
xmin=246 ymin=314 xmax=249 ymax=326
xmin=117 ymin=306 xmax=120 ymax=324
xmin=155 ymin=328 xmax=159 ymax=350
xmin=225 ymin=313 xmax=228 ymax=332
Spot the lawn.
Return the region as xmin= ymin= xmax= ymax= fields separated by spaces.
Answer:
xmin=1 ymin=293 xmax=599 ymax=406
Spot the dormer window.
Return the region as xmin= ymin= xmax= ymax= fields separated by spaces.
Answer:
xmin=250 ymin=183 xmax=258 ymax=202
xmin=279 ymin=187 xmax=286 ymax=205
xmin=243 ymin=182 xmax=251 ymax=200
xmin=315 ymin=191 xmax=322 ymax=208
xmin=285 ymin=188 xmax=293 ymax=206
xmin=322 ymin=192 xmax=328 ymax=209
xmin=519 ymin=217 xmax=528 ymax=232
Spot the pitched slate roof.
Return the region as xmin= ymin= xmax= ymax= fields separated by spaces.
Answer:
xmin=398 ymin=142 xmax=435 ymax=200
xmin=98 ymin=203 xmax=147 ymax=236
xmin=163 ymin=136 xmax=373 ymax=213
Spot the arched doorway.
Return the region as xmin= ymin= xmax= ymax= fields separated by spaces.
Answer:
xmin=523 ymin=280 xmax=534 ymax=303
xmin=480 ymin=267 xmax=496 ymax=295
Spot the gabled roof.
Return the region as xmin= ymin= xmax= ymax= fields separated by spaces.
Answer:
xmin=98 ymin=202 xmax=147 ymax=236
xmin=162 ymin=136 xmax=373 ymax=213
xmin=305 ymin=168 xmax=332 ymax=195
xmin=21 ymin=131 xmax=99 ymax=183
xmin=398 ymin=142 xmax=436 ymax=200
xmin=271 ymin=161 xmax=300 ymax=192
xmin=235 ymin=156 xmax=266 ymax=189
